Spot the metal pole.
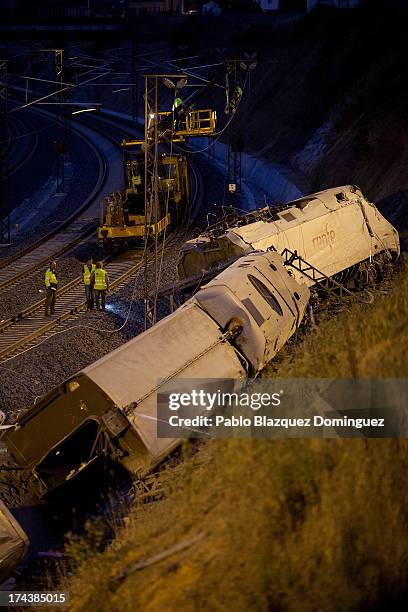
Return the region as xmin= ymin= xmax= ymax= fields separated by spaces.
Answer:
xmin=55 ymin=49 xmax=65 ymax=194
xmin=131 ymin=36 xmax=139 ymax=123
xmin=153 ymin=76 xmax=159 ymax=325
xmin=143 ymin=75 xmax=160 ymax=329
xmin=0 ymin=60 xmax=10 ymax=244
xmin=144 ymin=75 xmax=149 ymax=329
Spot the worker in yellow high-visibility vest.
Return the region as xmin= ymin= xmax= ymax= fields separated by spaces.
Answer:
xmin=44 ymin=260 xmax=58 ymax=317
xmin=172 ymin=96 xmax=183 ymax=112
xmin=129 ymin=160 xmax=142 ymax=191
xmin=83 ymin=258 xmax=96 ymax=310
xmin=229 ymin=83 xmax=243 ymax=114
xmin=172 ymin=96 xmax=184 ymax=131
xmin=131 ymin=172 xmax=142 ymax=189
xmin=91 ymin=261 xmax=109 ymax=311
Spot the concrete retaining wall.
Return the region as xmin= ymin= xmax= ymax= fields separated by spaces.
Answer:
xmin=190 ymin=138 xmax=303 ymax=205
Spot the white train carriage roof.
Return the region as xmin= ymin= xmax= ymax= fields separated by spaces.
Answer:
xmin=193 ymin=251 xmax=309 ymax=371
xmin=198 ymin=250 xmax=307 ymax=303
xmin=82 ymin=302 xmax=245 ymax=461
xmin=0 ymin=501 xmax=29 ymax=584
xmin=82 ymin=302 xmax=244 ymax=409
xmin=289 ymin=185 xmax=364 ymax=210
xmin=228 ymin=185 xmax=365 ymax=247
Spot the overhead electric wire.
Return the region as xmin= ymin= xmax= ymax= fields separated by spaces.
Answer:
xmin=0 ymin=47 xmax=240 ymax=368
xmin=9 ymin=69 xmax=111 ymax=113
xmin=142 ymin=55 xmax=225 ymax=90
xmin=166 ymin=71 xmax=249 ymax=156
xmin=8 ymin=73 xmax=75 ymax=87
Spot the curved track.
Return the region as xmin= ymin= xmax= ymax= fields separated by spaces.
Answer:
xmin=0 ymin=132 xmax=107 ymax=290
xmin=0 ymin=112 xmax=137 ymax=288
xmin=5 ymin=114 xmax=39 ymax=179
xmin=0 ymin=159 xmax=202 ymax=363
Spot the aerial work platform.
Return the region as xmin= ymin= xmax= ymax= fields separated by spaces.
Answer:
xmin=157 ymin=108 xmax=216 ymax=137
xmin=123 ymin=109 xmax=216 ymax=148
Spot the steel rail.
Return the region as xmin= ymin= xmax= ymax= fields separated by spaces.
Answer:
xmin=0 ymin=161 xmax=203 ymax=363
xmin=0 ymin=123 xmax=109 ymax=274
xmin=0 ymin=104 xmax=141 ymax=272
xmin=1 ymin=114 xmax=38 ymax=179
xmin=0 ymin=256 xmax=142 ymax=361
xmin=0 ymin=113 xmax=141 ymax=291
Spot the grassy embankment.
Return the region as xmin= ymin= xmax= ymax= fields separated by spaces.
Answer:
xmin=63 ymin=263 xmax=408 ymax=612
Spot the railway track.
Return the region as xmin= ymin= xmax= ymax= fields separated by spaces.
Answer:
xmin=5 ymin=114 xmax=39 ymax=179
xmin=0 ymin=123 xmax=107 ymax=272
xmin=0 ymin=254 xmax=143 ymax=361
xmin=0 ymin=162 xmax=202 ymax=363
xmin=0 ymin=113 xmax=142 ymax=291
xmin=0 ymin=210 xmax=104 ymax=292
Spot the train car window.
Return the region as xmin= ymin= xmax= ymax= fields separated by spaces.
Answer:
xmin=281 ymin=212 xmax=296 ymax=222
xmin=292 ymin=197 xmax=314 ymax=210
xmin=293 ymin=291 xmax=301 ymax=301
xmin=242 ymin=298 xmax=265 ymax=327
xmin=247 ymin=275 xmax=283 ymax=316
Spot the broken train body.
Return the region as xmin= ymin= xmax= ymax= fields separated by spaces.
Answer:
xmin=5 ymin=251 xmax=309 ymax=498
xmin=4 ymin=186 xmax=400 ymax=499
xmin=178 ymin=185 xmax=400 ymax=287
xmin=0 ymin=500 xmax=29 ymax=584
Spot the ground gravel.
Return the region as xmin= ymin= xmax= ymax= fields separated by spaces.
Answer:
xmin=0 ymin=233 xmax=190 ymax=420
xmin=0 ymin=239 xmax=105 ymax=320
xmin=0 ymin=153 xmax=226 ymax=416
xmin=0 ymin=257 xmax=82 ymax=320
xmin=0 ymin=132 xmax=230 ymax=509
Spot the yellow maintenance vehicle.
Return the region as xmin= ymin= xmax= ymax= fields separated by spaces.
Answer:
xmin=98 ymin=73 xmax=216 ymax=251
xmin=98 ymin=148 xmax=189 ymax=249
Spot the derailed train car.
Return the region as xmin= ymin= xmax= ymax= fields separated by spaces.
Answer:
xmin=4 ymin=252 xmax=309 ymax=499
xmin=178 ymin=185 xmax=400 ymax=285
xmin=0 ymin=501 xmax=29 ymax=584
xmin=3 ymin=186 xmax=400 ymax=500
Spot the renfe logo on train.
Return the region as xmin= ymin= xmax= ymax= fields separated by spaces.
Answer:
xmin=312 ymin=229 xmax=336 ymax=249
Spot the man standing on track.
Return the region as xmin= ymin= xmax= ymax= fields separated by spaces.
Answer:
xmin=83 ymin=258 xmax=96 ymax=310
xmin=92 ymin=261 xmax=109 ymax=311
xmin=44 ymin=260 xmax=58 ymax=317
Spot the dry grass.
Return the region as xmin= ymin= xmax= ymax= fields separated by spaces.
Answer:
xmin=61 ymin=264 xmax=408 ymax=612
xmin=266 ymin=264 xmax=408 ymax=380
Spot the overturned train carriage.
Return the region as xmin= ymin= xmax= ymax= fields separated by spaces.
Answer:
xmin=178 ymin=185 xmax=400 ymax=286
xmin=4 ymin=252 xmax=309 ymax=498
xmin=0 ymin=501 xmax=29 ymax=584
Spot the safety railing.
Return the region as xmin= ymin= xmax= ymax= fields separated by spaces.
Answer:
xmin=157 ymin=109 xmax=216 ymax=137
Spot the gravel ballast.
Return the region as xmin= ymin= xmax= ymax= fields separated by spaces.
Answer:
xmin=0 ymin=155 xmax=227 ymax=421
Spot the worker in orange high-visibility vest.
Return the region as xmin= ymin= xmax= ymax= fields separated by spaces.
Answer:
xmin=91 ymin=261 xmax=109 ymax=311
